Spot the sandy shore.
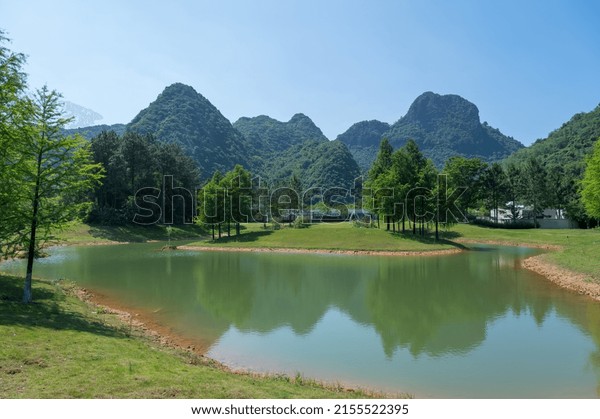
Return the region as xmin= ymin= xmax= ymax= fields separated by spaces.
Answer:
xmin=71 ymin=286 xmax=215 ymax=355
xmin=177 ymin=245 xmax=462 ymax=257
xmin=455 ymin=238 xmax=562 ymax=250
xmin=522 ymin=254 xmax=600 ymax=302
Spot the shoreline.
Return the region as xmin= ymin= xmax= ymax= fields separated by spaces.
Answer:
xmin=454 ymin=238 xmax=562 ymax=250
xmin=522 ymin=254 xmax=600 ymax=302
xmin=177 ymin=245 xmax=462 ymax=257
xmin=68 ymin=282 xmax=399 ymax=398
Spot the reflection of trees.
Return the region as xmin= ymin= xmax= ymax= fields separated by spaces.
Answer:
xmin=195 ymin=253 xmax=369 ymax=334
xmin=23 ymin=243 xmax=600 ymax=387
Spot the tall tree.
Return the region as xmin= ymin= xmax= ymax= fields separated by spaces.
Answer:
xmin=581 ymin=139 xmax=600 ymax=219
xmin=482 ymin=163 xmax=507 ymax=223
xmin=503 ymin=163 xmax=523 ymax=222
xmin=0 ymin=31 xmax=28 ymax=255
xmin=442 ymin=156 xmax=488 ymax=218
xmin=522 ymin=158 xmax=548 ymax=227
xmin=16 ymin=87 xmax=103 ymax=303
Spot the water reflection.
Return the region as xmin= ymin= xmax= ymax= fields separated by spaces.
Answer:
xmin=2 ymin=243 xmax=599 ymax=396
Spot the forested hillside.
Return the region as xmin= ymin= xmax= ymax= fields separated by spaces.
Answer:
xmin=338 ymin=92 xmax=523 ymax=169
xmin=335 ymin=120 xmax=390 ymax=172
xmin=505 ymin=104 xmax=600 ymax=178
xmin=127 ymin=83 xmax=251 ymax=178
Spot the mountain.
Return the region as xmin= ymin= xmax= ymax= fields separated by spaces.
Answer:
xmin=234 ymin=113 xmax=360 ymax=190
xmin=337 ymin=92 xmax=524 ymax=169
xmin=127 ymin=83 xmax=250 ymax=178
xmin=504 ymin=104 xmax=600 ymax=177
xmin=335 ymin=120 xmax=390 ymax=172
xmin=64 ymin=123 xmax=126 ymax=139
xmin=234 ymin=113 xmax=328 ymax=153
xmin=63 ymin=101 xmax=103 ymax=129
xmin=261 ymin=139 xmax=361 ymax=193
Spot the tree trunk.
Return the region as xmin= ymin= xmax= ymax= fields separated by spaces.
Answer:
xmin=402 ymin=214 xmax=405 ymax=233
xmin=211 ymin=225 xmax=215 ymax=240
xmin=412 ymin=214 xmax=416 ymax=235
xmin=227 ymin=221 xmax=231 ymax=237
xmin=392 ymin=219 xmax=396 ymax=233
xmin=23 ymin=150 xmax=43 ymax=304
xmin=218 ymin=224 xmax=222 ymax=238
xmin=386 ymin=216 xmax=390 ymax=231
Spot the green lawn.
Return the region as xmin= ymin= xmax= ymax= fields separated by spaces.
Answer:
xmin=58 ymin=221 xmax=206 ymax=245
xmin=187 ymin=222 xmax=457 ymax=252
xmin=0 ymin=274 xmax=381 ymax=399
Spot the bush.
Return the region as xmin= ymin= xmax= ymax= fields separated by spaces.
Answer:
xmin=472 ymin=219 xmax=536 ymax=229
xmin=293 ymin=216 xmax=311 ymax=229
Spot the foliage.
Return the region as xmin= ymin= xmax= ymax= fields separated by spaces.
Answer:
xmin=9 ymin=86 xmax=103 ymax=302
xmin=581 ymin=139 xmax=600 ymax=219
xmin=261 ymin=139 xmax=361 ymax=194
xmin=88 ymin=130 xmax=200 ymax=225
xmin=0 ymin=31 xmax=28 ymax=253
xmin=442 ymin=156 xmax=488 ymax=216
xmin=196 ymin=166 xmax=252 ymax=238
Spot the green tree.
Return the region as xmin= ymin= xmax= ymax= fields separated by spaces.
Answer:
xmin=221 ymin=165 xmax=252 ymax=236
xmin=16 ymin=87 xmax=103 ymax=303
xmin=522 ymin=158 xmax=548 ymax=227
xmin=503 ymin=163 xmax=523 ymax=222
xmin=482 ymin=163 xmax=507 ymax=223
xmin=197 ymin=171 xmax=224 ymax=239
xmin=364 ymin=139 xmax=394 ymax=228
xmin=442 ymin=156 xmax=488 ymax=218
xmin=0 ymin=31 xmax=28 ymax=254
xmin=581 ymin=139 xmax=600 ymax=219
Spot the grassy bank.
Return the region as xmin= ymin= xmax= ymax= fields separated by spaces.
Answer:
xmin=59 ymin=221 xmax=206 ymax=245
xmin=0 ymin=274 xmax=379 ymax=398
xmin=447 ymin=224 xmax=600 ymax=283
xmin=186 ymin=222 xmax=457 ymax=252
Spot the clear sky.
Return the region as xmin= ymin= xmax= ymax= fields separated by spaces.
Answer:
xmin=1 ymin=0 xmax=599 ymax=145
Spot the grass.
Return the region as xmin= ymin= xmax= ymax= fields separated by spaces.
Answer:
xmin=187 ymin=222 xmax=457 ymax=252
xmin=58 ymin=221 xmax=206 ymax=245
xmin=0 ymin=274 xmax=383 ymax=399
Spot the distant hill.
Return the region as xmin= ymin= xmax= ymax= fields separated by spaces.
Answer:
xmin=261 ymin=139 xmax=361 ymax=193
xmin=504 ymin=104 xmax=600 ymax=177
xmin=335 ymin=120 xmax=390 ymax=172
xmin=234 ymin=113 xmax=328 ymax=153
xmin=64 ymin=123 xmax=126 ymax=139
xmin=234 ymin=113 xmax=360 ymax=190
xmin=63 ymin=101 xmax=103 ymax=129
xmin=338 ymin=92 xmax=523 ymax=169
xmin=127 ymin=83 xmax=250 ymax=178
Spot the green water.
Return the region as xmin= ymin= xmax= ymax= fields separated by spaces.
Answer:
xmin=2 ymin=243 xmax=600 ymax=398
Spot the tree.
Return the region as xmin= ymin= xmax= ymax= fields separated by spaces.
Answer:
xmin=0 ymin=31 xmax=28 ymax=255
xmin=365 ymin=139 xmax=394 ymax=228
xmin=522 ymin=158 xmax=548 ymax=227
xmin=197 ymin=171 xmax=224 ymax=239
xmin=15 ymin=87 xmax=103 ymax=303
xmin=222 ymin=165 xmax=252 ymax=236
xmin=581 ymin=139 xmax=600 ymax=219
xmin=482 ymin=163 xmax=507 ymax=223
xmin=442 ymin=156 xmax=488 ymax=218
xmin=503 ymin=163 xmax=523 ymax=222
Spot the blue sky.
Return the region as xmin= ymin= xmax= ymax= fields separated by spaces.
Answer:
xmin=2 ymin=0 xmax=599 ymax=145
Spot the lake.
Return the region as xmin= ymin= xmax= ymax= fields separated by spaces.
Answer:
xmin=2 ymin=242 xmax=599 ymax=398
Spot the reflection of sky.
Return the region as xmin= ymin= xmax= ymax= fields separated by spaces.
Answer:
xmin=1 ymin=243 xmax=598 ymax=397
